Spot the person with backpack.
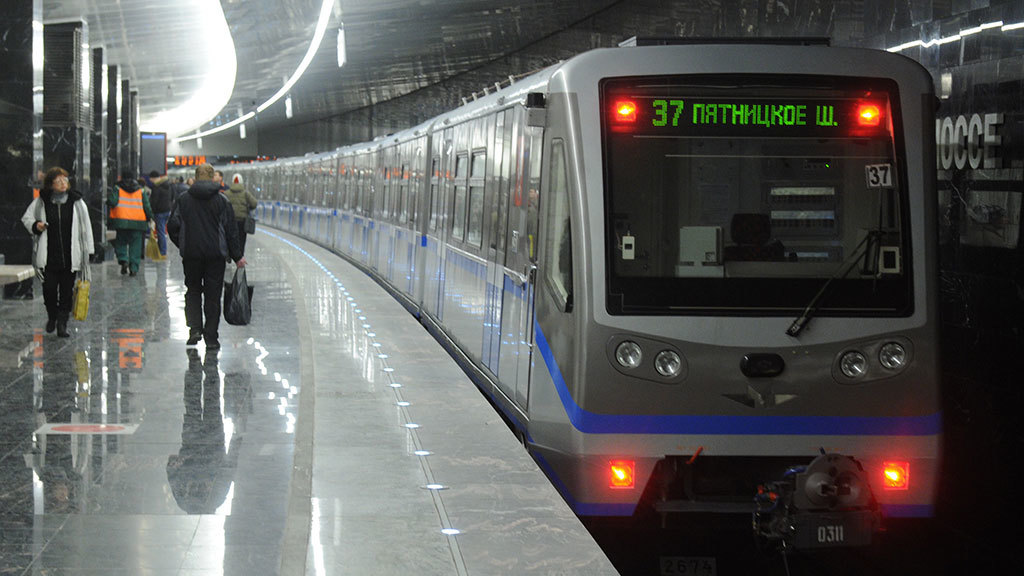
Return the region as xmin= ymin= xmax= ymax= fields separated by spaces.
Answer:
xmin=224 ymin=173 xmax=258 ymax=256
xmin=146 ymin=170 xmax=173 ymax=257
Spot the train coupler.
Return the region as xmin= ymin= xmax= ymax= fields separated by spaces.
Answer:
xmin=753 ymin=452 xmax=881 ymax=550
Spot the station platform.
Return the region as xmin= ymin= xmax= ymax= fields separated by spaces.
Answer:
xmin=0 ymin=229 xmax=618 ymax=575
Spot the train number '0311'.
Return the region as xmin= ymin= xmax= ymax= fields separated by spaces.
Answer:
xmin=818 ymin=524 xmax=845 ymax=544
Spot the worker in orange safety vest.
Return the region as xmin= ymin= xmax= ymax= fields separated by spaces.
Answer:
xmin=107 ymin=170 xmax=153 ymax=276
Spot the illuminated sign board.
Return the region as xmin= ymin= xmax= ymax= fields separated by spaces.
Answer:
xmin=173 ymin=155 xmax=208 ymax=166
xmin=610 ymin=97 xmax=886 ymax=137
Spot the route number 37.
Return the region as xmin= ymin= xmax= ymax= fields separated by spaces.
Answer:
xmin=864 ymin=163 xmax=894 ymax=188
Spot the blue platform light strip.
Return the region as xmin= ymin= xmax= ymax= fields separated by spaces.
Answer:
xmin=533 ymin=322 xmax=942 ymax=436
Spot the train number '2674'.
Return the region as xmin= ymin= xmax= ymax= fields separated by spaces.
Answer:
xmin=660 ymin=557 xmax=716 ymax=576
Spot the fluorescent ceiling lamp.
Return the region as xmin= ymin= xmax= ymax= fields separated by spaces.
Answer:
xmin=176 ymin=0 xmax=335 ymax=142
xmin=887 ymin=19 xmax=1020 ymax=52
xmin=285 ymin=94 xmax=293 ymax=119
xmin=142 ymin=1 xmax=236 ymax=138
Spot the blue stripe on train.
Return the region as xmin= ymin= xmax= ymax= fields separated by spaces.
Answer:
xmin=534 ymin=322 xmax=942 ymax=436
xmin=881 ymin=504 xmax=934 ymax=518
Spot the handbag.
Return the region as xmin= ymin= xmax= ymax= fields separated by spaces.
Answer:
xmin=223 ymin=267 xmax=253 ymax=325
xmin=72 ymin=210 xmax=92 ymax=322
xmin=73 ymin=272 xmax=90 ymax=321
xmin=244 ymin=214 xmax=256 ymax=234
xmin=146 ymin=227 xmax=164 ymax=260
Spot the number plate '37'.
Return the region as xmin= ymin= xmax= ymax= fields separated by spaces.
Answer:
xmin=864 ymin=163 xmax=893 ymax=188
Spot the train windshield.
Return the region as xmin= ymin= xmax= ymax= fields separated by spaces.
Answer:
xmin=601 ymin=75 xmax=911 ymax=316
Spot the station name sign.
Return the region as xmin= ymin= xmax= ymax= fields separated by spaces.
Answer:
xmin=935 ymin=112 xmax=1002 ymax=170
xmin=612 ymin=97 xmax=886 ymax=138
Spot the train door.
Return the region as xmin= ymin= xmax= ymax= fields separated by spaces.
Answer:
xmin=421 ymin=130 xmax=445 ymax=319
xmin=498 ymin=109 xmax=542 ymax=410
xmin=330 ymin=157 xmax=341 ymax=249
xmin=436 ymin=127 xmax=456 ymax=321
xmin=485 ymin=109 xmax=512 ymax=379
xmin=411 ymin=138 xmax=429 ymax=309
xmin=369 ymin=150 xmax=384 ymax=271
xmin=337 ymin=160 xmax=350 ymax=253
xmin=354 ymin=163 xmax=368 ymax=262
xmin=382 ymin=151 xmax=395 ymax=275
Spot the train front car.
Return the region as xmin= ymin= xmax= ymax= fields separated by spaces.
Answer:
xmin=529 ymin=42 xmax=940 ymax=550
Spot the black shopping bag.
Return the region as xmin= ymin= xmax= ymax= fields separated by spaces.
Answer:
xmin=223 ymin=267 xmax=253 ymax=325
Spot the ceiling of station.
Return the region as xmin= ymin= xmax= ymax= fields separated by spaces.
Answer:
xmin=42 ymin=0 xmax=621 ymax=139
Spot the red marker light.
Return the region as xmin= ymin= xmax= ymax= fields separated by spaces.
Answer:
xmin=613 ymin=100 xmax=638 ymax=123
xmin=857 ymin=103 xmax=882 ymax=127
xmin=882 ymin=461 xmax=909 ymax=490
xmin=609 ymin=460 xmax=635 ymax=488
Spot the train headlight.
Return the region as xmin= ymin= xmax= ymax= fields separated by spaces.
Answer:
xmin=840 ymin=351 xmax=868 ymax=378
xmin=879 ymin=342 xmax=907 ymax=370
xmin=615 ymin=341 xmax=643 ymax=369
xmin=654 ymin=350 xmax=682 ymax=378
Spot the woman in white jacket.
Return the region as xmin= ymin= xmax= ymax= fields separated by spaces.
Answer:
xmin=21 ymin=167 xmax=94 ymax=337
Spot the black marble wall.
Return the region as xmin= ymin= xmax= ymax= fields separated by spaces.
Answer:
xmin=129 ymin=89 xmax=139 ymax=177
xmin=42 ymin=22 xmax=89 ymax=188
xmin=107 ymin=65 xmax=120 ymax=186
xmin=0 ymin=1 xmax=41 ymax=298
xmin=89 ymin=48 xmax=107 ymax=260
xmin=120 ymin=79 xmax=132 ymax=177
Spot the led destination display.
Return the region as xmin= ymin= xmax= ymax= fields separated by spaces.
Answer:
xmin=611 ymin=97 xmax=886 ymax=137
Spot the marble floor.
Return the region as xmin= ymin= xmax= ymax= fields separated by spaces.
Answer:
xmin=0 ymin=230 xmax=617 ymax=576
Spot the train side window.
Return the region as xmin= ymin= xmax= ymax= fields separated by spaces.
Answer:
xmin=526 ymin=129 xmax=543 ymax=261
xmin=382 ymin=170 xmax=391 ymax=219
xmin=544 ymin=139 xmax=572 ymax=312
xmin=429 ymin=158 xmax=439 ymax=231
xmin=341 ymin=167 xmax=349 ymax=210
xmin=355 ymin=172 xmax=363 ymax=212
xmin=399 ymin=163 xmax=409 ymax=223
xmin=467 ymin=150 xmax=486 ymax=247
xmin=452 ymin=154 xmax=468 ymax=241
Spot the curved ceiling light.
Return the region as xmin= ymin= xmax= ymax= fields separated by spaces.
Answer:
xmin=175 ymin=0 xmax=336 ymax=143
xmin=141 ymin=1 xmax=236 ymax=139
xmin=887 ymin=20 xmax=1023 ymax=52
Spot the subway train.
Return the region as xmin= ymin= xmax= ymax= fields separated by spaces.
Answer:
xmin=221 ymin=39 xmax=941 ymax=550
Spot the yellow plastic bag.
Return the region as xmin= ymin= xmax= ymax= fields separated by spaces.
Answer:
xmin=146 ymin=228 xmax=164 ymax=261
xmin=73 ymin=278 xmax=90 ymax=321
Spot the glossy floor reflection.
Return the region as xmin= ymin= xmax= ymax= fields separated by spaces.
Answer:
xmin=0 ymin=231 xmax=616 ymax=576
xmin=1 ymin=236 xmax=300 ymax=575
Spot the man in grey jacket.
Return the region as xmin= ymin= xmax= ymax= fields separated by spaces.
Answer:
xmin=167 ymin=164 xmax=246 ymax=350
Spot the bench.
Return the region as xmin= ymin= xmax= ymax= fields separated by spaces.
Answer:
xmin=0 ymin=264 xmax=35 ymax=285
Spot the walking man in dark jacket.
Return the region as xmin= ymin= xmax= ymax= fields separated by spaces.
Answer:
xmin=167 ymin=164 xmax=247 ymax=350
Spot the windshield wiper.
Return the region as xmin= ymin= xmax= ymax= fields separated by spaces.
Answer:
xmin=785 ymin=230 xmax=880 ymax=338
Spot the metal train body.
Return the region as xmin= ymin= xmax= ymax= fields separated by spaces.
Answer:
xmin=225 ymin=42 xmax=941 ymax=540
